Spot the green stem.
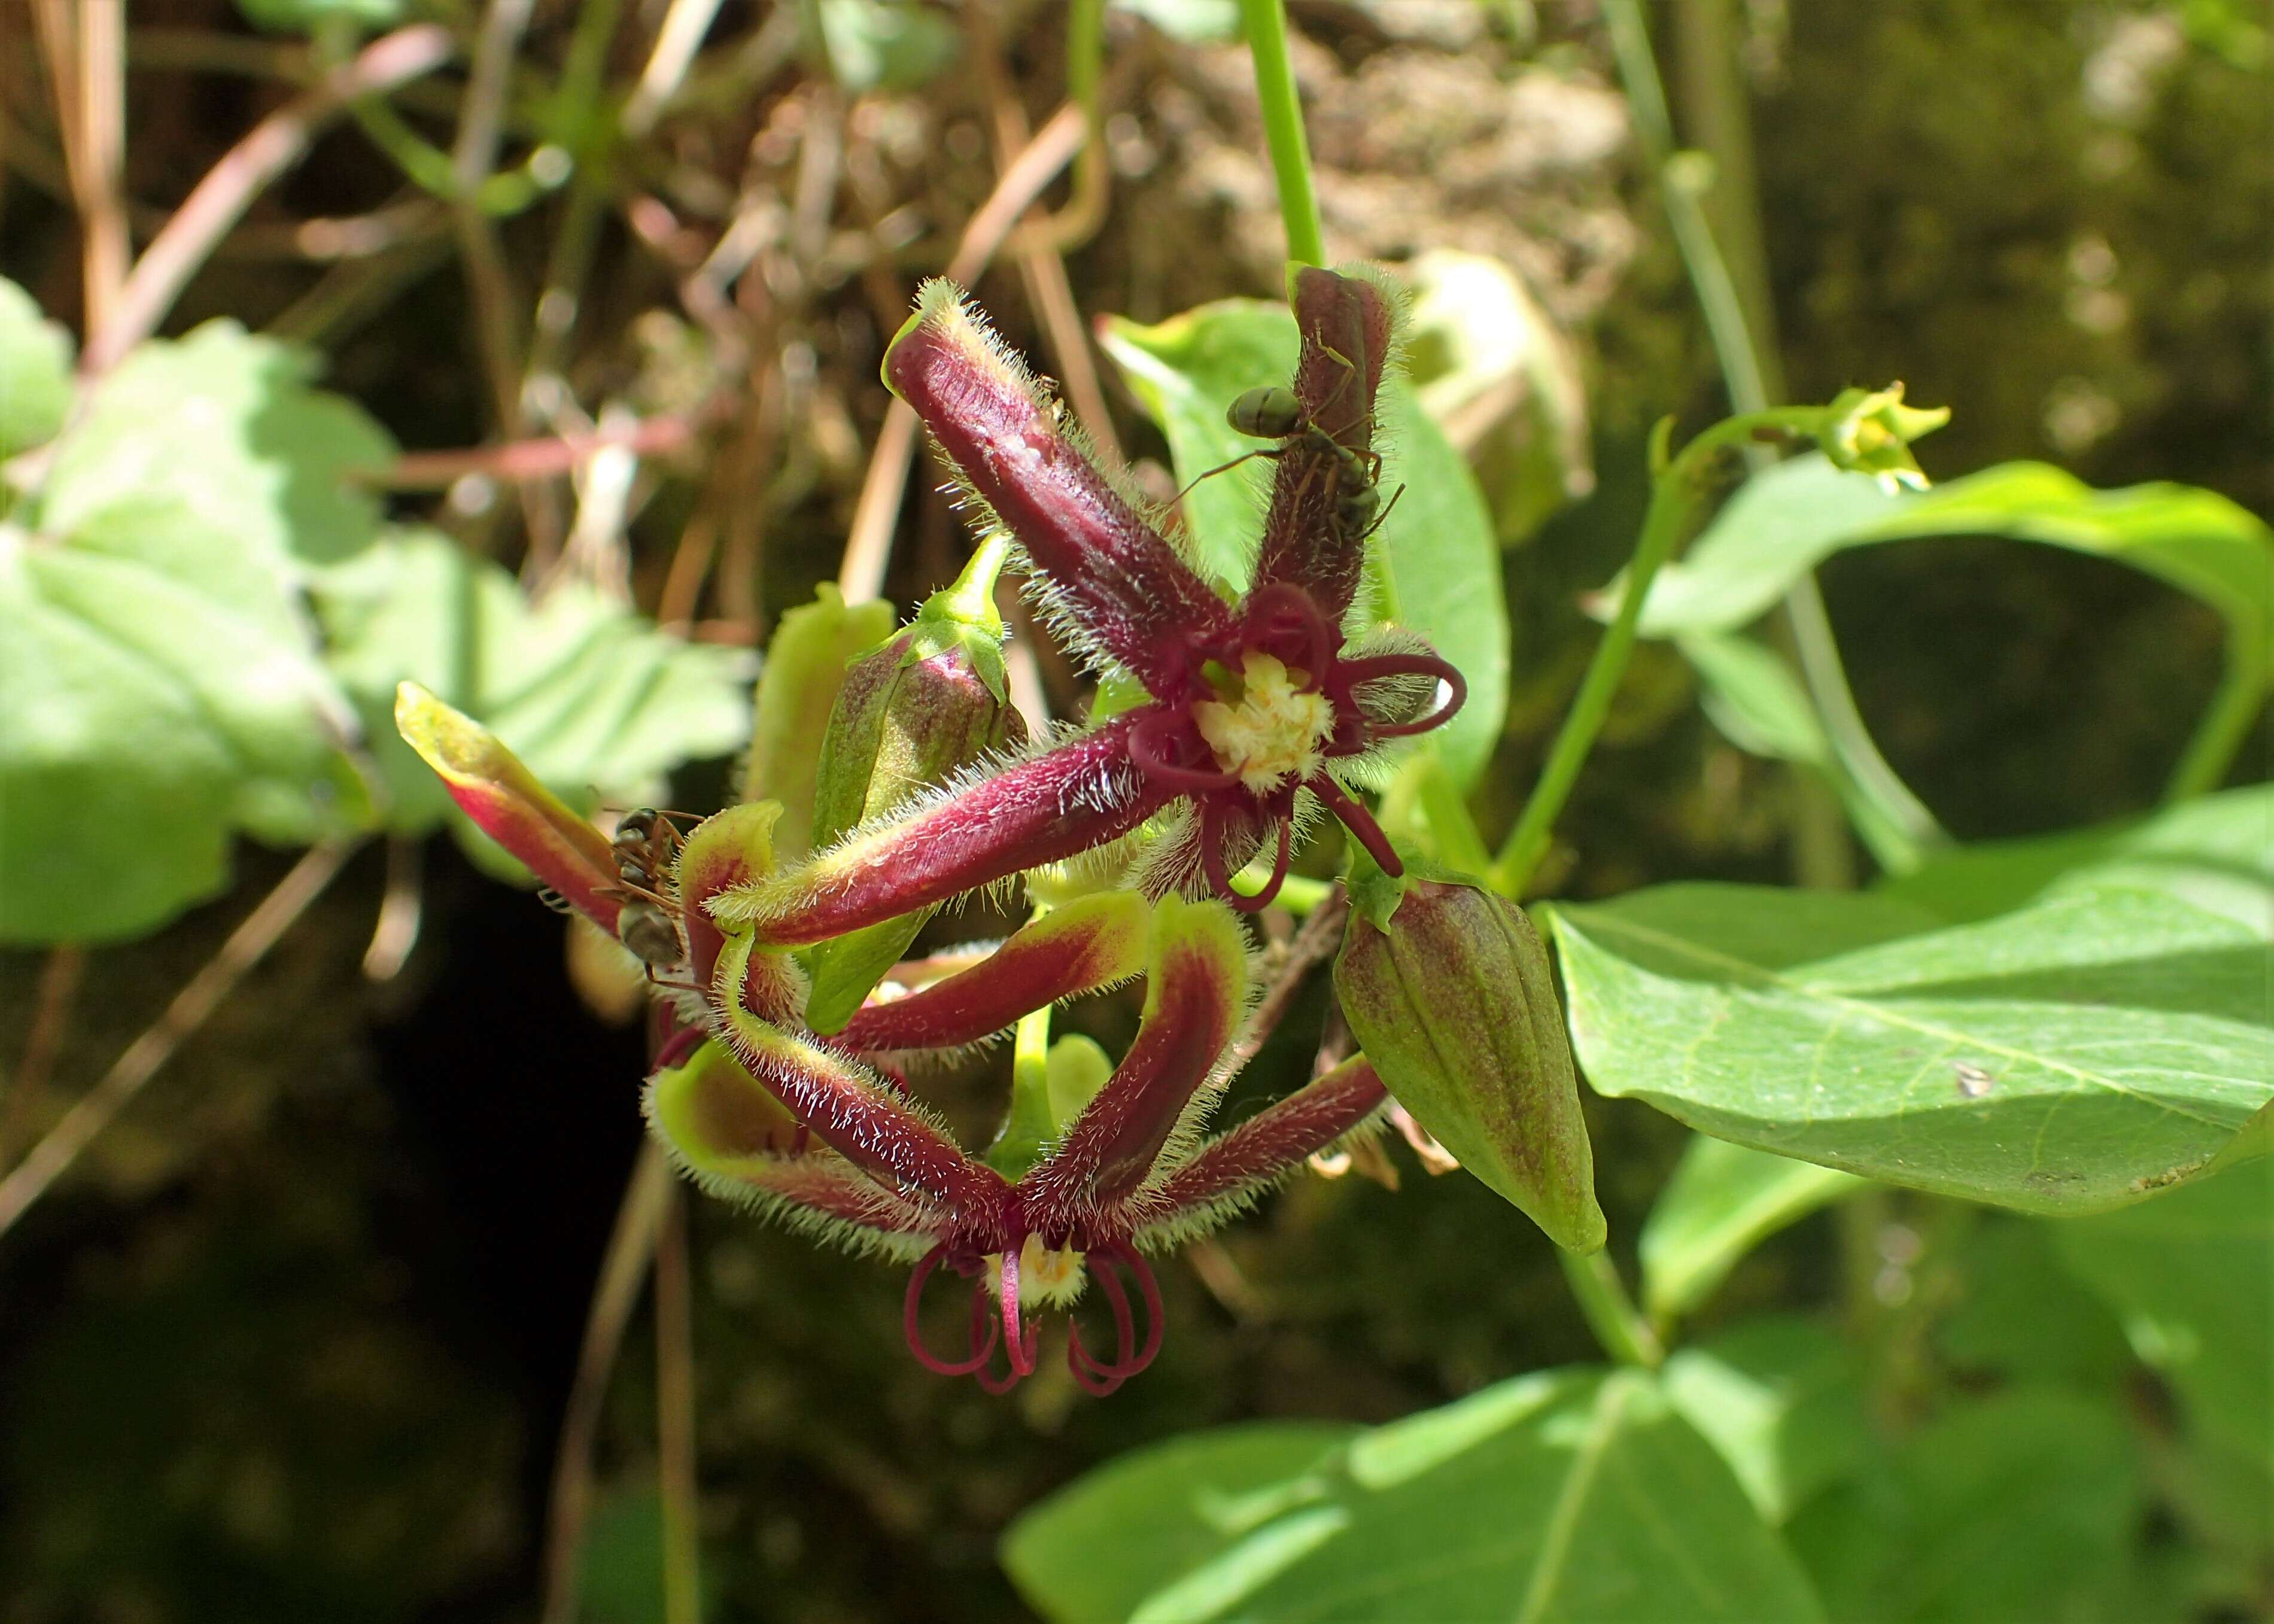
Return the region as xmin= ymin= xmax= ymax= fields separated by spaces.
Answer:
xmin=1604 ymin=0 xmax=1947 ymax=875
xmin=1559 ymin=1248 xmax=1664 ymax=1370
xmin=1492 ymin=420 xmax=1685 ymax=896
xmin=1230 ymin=870 xmax=1332 ymax=914
xmin=653 ymin=1186 xmax=701 ymax=1624
xmin=2164 ymin=640 xmax=2266 ymax=801
xmin=1239 ymin=0 xmax=1324 ymax=269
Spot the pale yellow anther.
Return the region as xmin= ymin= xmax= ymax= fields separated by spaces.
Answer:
xmin=993 ymin=1233 xmax=1088 ymax=1307
xmin=1194 ymin=651 xmax=1336 ymax=793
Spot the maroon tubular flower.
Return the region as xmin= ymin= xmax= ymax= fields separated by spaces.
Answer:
xmin=715 ymin=267 xmax=1464 ymax=945
xmin=656 ymin=896 xmax=1388 ymax=1393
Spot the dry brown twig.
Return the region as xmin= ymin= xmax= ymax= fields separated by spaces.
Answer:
xmin=0 ymin=840 xmax=357 ymax=1242
xmin=84 ymin=23 xmax=455 ymax=372
xmin=837 ymin=99 xmax=1090 ymax=601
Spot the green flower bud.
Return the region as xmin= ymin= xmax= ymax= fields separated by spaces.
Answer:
xmin=1817 ymin=382 xmax=1950 ymax=494
xmin=1334 ymin=871 xmax=1607 ymax=1252
xmin=801 ymin=537 xmax=1029 ymax=1032
xmin=745 ymin=584 xmax=897 ymax=857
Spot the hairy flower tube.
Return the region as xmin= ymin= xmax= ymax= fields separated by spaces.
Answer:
xmin=715 ymin=267 xmax=1466 ymax=949
xmin=394 ymin=686 xmax=1391 ymax=1392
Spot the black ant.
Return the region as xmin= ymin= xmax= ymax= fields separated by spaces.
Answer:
xmin=604 ymin=808 xmax=700 ymax=970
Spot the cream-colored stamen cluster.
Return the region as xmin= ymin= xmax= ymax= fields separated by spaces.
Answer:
xmin=1193 ymin=650 xmax=1336 ymax=794
xmin=995 ymin=1233 xmax=1088 ymax=1306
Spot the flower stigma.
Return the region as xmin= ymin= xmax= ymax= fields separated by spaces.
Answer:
xmin=1193 ymin=651 xmax=1337 ymax=794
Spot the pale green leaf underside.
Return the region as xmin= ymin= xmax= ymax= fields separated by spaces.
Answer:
xmin=1098 ymin=299 xmax=1509 ymax=787
xmin=1004 ymin=1368 xmax=1822 ymax=1623
xmin=1609 ymin=455 xmax=2274 ymax=653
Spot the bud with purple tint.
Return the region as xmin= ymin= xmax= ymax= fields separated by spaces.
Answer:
xmin=801 ymin=536 xmax=1029 ymax=1032
xmin=1334 ymin=865 xmax=1606 ymax=1253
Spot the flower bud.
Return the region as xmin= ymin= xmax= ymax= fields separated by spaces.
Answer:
xmin=1816 ymin=382 xmax=1949 ymax=493
xmin=1334 ymin=872 xmax=1606 ymax=1252
xmin=801 ymin=538 xmax=1029 ymax=1033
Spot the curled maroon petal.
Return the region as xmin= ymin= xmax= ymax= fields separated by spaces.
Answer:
xmin=1337 ymin=650 xmax=1469 ymax=741
xmin=904 ymin=1245 xmax=998 ymax=1377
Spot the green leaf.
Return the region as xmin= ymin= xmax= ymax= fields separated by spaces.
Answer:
xmin=235 ymin=0 xmax=404 ymax=32
xmin=1609 ymin=455 xmax=2274 ymax=658
xmin=1640 ymin=1135 xmax=1866 ymax=1321
xmin=1661 ymin=1315 xmax=1870 ymax=1525
xmin=2051 ymin=1158 xmax=2273 ymax=1471
xmin=2 ymin=495 xmax=370 ymax=941
xmin=313 ymin=530 xmax=753 ymax=846
xmin=1002 ymin=1422 xmax=1358 ymax=1624
xmin=1099 ymin=300 xmax=1509 ymax=786
xmin=1935 ymin=1217 xmax=2134 ymax=1389
xmin=1676 ymin=631 xmax=1827 ymax=766
xmin=0 ymin=275 xmax=74 ymax=460
xmin=817 ymin=0 xmax=961 ymax=92
xmin=38 ymin=320 xmax=394 ymax=585
xmin=1004 ymin=1369 xmax=1825 ymax=1622
xmin=1549 ymin=802 xmax=2274 ymax=1212
xmin=1403 ymin=249 xmax=1593 ymax=545
xmin=1787 ymin=1388 xmax=2146 ymax=1624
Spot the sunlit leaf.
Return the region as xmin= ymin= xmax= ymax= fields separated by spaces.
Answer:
xmin=1002 ymin=1423 xmax=1357 ymax=1624
xmin=316 ymin=530 xmax=753 ymax=856
xmin=39 ymin=320 xmax=394 ymax=584
xmin=1551 ymin=785 xmax=2274 ymax=1213
xmin=1004 ymin=1368 xmax=1825 ymax=1622
xmin=817 ymin=0 xmax=961 ymax=92
xmin=1 ymin=321 xmax=394 ymax=941
xmin=0 ymin=275 xmax=73 ymax=461
xmin=1099 ymin=299 xmax=1509 ymax=786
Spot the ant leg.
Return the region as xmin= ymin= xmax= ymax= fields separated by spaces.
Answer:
xmin=1171 ymin=447 xmax=1272 ymax=507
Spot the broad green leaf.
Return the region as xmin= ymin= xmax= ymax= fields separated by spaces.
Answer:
xmin=1005 ymin=1369 xmax=1825 ymax=1623
xmin=314 ymin=530 xmax=753 ymax=849
xmin=1640 ymin=1135 xmax=1866 ymax=1321
xmin=1604 ymin=455 xmax=2274 ymax=660
xmin=1549 ymin=865 xmax=2274 ymax=1213
xmin=2051 ymin=1158 xmax=2272 ymax=1471
xmin=1099 ymin=300 xmax=1509 ymax=786
xmin=1676 ymin=631 xmax=1828 ymax=767
xmin=38 ymin=320 xmax=394 ymax=585
xmin=1787 ymin=1388 xmax=2145 ymax=1624
xmin=1935 ymin=1218 xmax=2133 ymax=1389
xmin=1 ymin=502 xmax=364 ymax=942
xmin=1661 ymin=1315 xmax=1869 ymax=1525
xmin=1002 ymin=1422 xmax=1357 ymax=1624
xmin=0 ymin=276 xmax=73 ymax=460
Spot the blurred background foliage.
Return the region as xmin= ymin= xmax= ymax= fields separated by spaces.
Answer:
xmin=0 ymin=1 xmax=2266 ymax=1619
